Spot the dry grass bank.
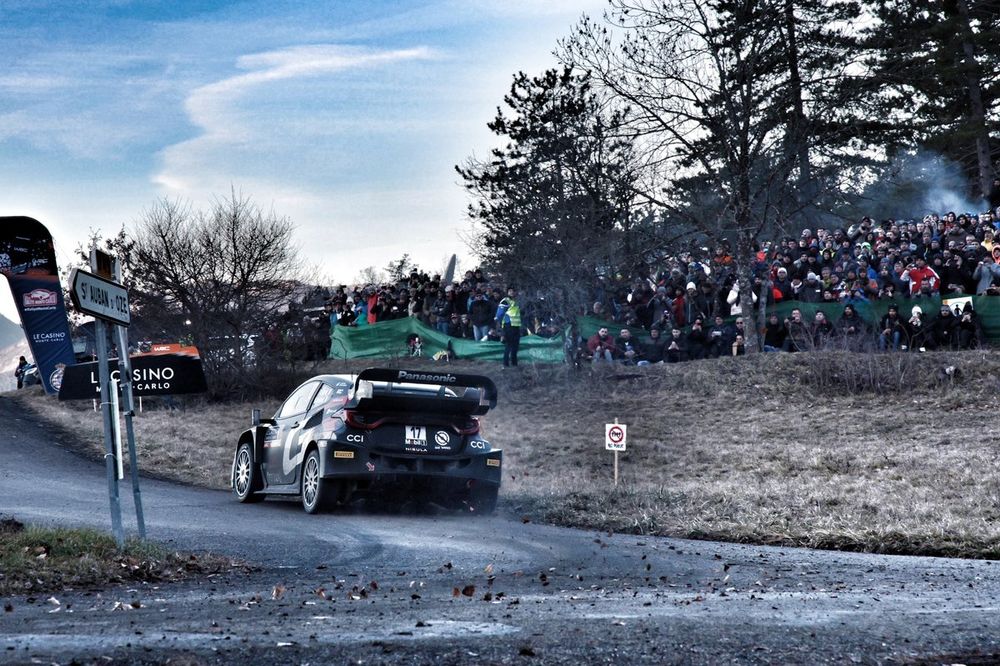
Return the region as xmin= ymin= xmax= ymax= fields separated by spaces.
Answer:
xmin=0 ymin=517 xmax=235 ymax=596
xmin=10 ymin=352 xmax=1000 ymax=557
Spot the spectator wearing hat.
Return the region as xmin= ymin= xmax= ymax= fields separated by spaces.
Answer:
xmin=812 ymin=310 xmax=835 ymax=347
xmin=495 ymin=286 xmax=522 ymax=367
xmin=799 ymin=273 xmax=823 ymax=303
xmin=957 ymin=302 xmax=982 ymax=349
xmin=878 ymin=304 xmax=906 ymax=351
xmin=905 ymin=305 xmax=930 ymax=350
xmin=638 ymin=327 xmax=666 ymax=365
xmin=973 ymin=254 xmax=1000 ymax=294
xmin=928 ymin=303 xmax=959 ymax=350
xmin=838 ymin=304 xmax=867 ymax=342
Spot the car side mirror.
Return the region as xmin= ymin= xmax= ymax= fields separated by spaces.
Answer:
xmin=251 ymin=408 xmax=261 ymax=427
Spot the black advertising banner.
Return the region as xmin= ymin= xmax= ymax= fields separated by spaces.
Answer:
xmin=58 ymin=346 xmax=208 ymax=401
xmin=0 ymin=216 xmax=76 ymax=394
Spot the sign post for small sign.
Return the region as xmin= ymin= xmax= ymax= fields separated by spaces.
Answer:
xmin=113 ymin=258 xmax=145 ymax=538
xmin=605 ymin=418 xmax=627 ymax=486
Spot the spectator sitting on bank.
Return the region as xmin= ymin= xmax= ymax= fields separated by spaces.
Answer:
xmin=957 ymin=302 xmax=982 ymax=349
xmin=782 ymin=308 xmax=811 ymax=352
xmin=616 ymin=328 xmax=639 ymax=365
xmin=687 ymin=317 xmax=708 ymax=360
xmin=762 ymin=312 xmax=787 ymax=352
xmin=878 ymin=303 xmax=906 ymax=351
xmin=664 ymin=327 xmax=688 ymax=363
xmin=905 ymin=304 xmax=929 ymax=351
xmin=928 ymin=303 xmax=959 ymax=350
xmin=587 ymin=326 xmax=617 ymax=363
xmin=638 ymin=327 xmax=666 ymax=365
xmin=838 ymin=304 xmax=866 ymax=339
xmin=812 ymin=310 xmax=835 ymax=347
xmin=705 ymin=315 xmax=728 ymax=358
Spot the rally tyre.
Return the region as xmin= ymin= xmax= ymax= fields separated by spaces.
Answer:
xmin=233 ymin=443 xmax=264 ymax=503
xmin=302 ymin=449 xmax=335 ymax=514
xmin=467 ymin=485 xmax=498 ymax=515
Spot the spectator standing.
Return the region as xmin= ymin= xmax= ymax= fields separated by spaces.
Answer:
xmin=469 ymin=290 xmax=495 ymax=341
xmin=495 ymin=286 xmax=522 ymax=368
xmin=14 ymin=356 xmax=27 ymax=389
xmin=973 ymin=254 xmax=1000 ymax=294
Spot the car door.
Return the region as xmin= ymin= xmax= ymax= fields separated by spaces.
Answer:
xmin=265 ymin=381 xmax=320 ymax=487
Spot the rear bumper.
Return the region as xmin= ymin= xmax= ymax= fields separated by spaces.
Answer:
xmin=317 ymin=441 xmax=502 ymax=487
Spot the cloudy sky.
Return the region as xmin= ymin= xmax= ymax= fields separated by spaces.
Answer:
xmin=0 ymin=0 xmax=604 ymax=323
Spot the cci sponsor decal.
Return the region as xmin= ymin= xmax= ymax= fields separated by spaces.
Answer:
xmin=22 ymin=288 xmax=57 ymax=310
xmin=434 ymin=431 xmax=450 ymax=447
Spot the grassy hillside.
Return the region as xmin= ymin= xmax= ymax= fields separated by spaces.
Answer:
xmin=9 ymin=350 xmax=1000 ymax=557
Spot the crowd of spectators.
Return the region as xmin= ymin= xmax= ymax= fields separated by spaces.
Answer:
xmin=282 ymin=204 xmax=1000 ymax=364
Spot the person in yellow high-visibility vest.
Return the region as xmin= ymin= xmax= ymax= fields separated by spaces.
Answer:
xmin=495 ymin=286 xmax=522 ymax=367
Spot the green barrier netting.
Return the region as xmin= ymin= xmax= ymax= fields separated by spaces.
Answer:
xmin=329 ymin=317 xmax=566 ymax=363
xmin=331 ymin=296 xmax=1000 ymax=362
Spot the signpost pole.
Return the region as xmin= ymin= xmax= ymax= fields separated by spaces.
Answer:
xmin=94 ymin=315 xmax=125 ymax=548
xmin=613 ymin=417 xmax=619 ymax=487
xmin=113 ymin=259 xmax=145 ymax=538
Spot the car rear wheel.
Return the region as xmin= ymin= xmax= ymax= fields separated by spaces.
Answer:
xmin=302 ymin=449 xmax=336 ymax=514
xmin=233 ymin=443 xmax=264 ymax=503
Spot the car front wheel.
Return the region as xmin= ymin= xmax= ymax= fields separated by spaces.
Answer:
xmin=233 ymin=443 xmax=264 ymax=503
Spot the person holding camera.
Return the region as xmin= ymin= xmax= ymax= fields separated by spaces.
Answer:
xmin=972 ymin=254 xmax=1000 ymax=295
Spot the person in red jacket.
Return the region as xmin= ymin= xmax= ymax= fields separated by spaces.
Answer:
xmin=901 ymin=257 xmax=940 ymax=296
xmin=587 ymin=327 xmax=618 ymax=364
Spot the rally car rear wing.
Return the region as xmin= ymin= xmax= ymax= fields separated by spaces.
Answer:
xmin=349 ymin=368 xmax=498 ymax=416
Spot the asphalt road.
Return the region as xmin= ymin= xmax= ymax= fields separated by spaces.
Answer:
xmin=3 ymin=395 xmax=1000 ymax=665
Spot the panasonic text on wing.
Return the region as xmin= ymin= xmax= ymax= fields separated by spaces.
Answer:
xmin=396 ymin=371 xmax=457 ymax=383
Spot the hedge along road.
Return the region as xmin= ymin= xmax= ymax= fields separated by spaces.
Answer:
xmin=2 ymin=396 xmax=1000 ymax=665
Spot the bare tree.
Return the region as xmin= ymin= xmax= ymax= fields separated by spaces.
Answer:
xmin=563 ymin=0 xmax=834 ymax=349
xmin=126 ymin=193 xmax=300 ymax=396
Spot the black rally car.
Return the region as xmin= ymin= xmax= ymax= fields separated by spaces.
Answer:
xmin=231 ymin=368 xmax=501 ymax=513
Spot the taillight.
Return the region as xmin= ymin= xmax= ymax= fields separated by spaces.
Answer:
xmin=345 ymin=409 xmax=380 ymax=430
xmin=453 ymin=418 xmax=480 ymax=435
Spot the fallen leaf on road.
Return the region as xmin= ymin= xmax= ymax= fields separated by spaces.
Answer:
xmin=452 ymin=587 xmax=460 ymax=597
xmin=272 ymin=584 xmax=286 ymax=600
xmin=3 ymin=603 xmax=12 ymax=613
xmin=484 ymin=563 xmax=494 ymax=575
xmin=462 ymin=585 xmax=476 ymax=597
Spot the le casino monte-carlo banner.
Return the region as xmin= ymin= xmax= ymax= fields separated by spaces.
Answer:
xmin=0 ymin=217 xmax=76 ymax=394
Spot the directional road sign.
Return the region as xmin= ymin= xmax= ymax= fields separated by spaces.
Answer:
xmin=69 ymin=268 xmax=131 ymax=326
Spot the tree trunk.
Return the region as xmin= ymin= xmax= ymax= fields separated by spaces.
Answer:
xmin=954 ymin=0 xmax=994 ymax=197
xmin=783 ymin=0 xmax=813 ymax=205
